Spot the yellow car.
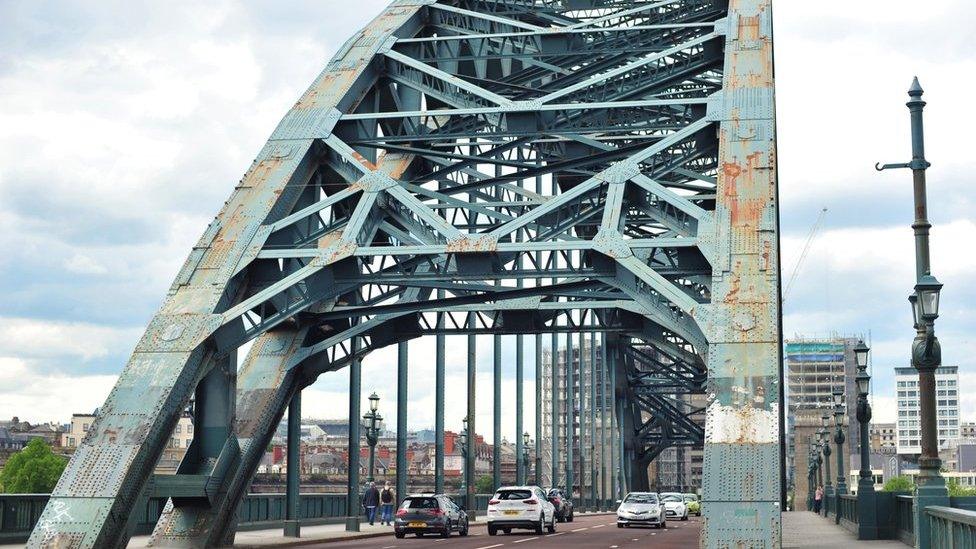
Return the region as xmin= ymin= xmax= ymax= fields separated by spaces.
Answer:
xmin=683 ymin=494 xmax=701 ymax=516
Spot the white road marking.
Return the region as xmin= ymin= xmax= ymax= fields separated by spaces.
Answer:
xmin=475 ymin=544 xmax=504 ymax=549
xmin=512 ymin=537 xmax=538 ymax=544
xmin=632 ymin=538 xmax=639 ymax=541
xmin=611 ymin=546 xmax=620 ymax=548
xmin=572 ymin=527 xmax=588 ymax=532
xmin=592 ymin=524 xmax=606 ymax=528
xmin=549 ymin=532 xmax=566 ymax=537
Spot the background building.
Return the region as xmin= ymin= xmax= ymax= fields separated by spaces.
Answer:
xmin=895 ymin=366 xmax=959 ymax=456
xmin=541 ymin=338 xmax=613 ymax=496
xmin=785 ymin=336 xmax=863 ymax=487
xmin=870 ymin=423 xmax=896 ymax=449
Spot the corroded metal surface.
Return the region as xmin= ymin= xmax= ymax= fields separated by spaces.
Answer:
xmin=701 ymin=0 xmax=781 ymax=547
xmin=30 ymin=0 xmax=780 ymax=547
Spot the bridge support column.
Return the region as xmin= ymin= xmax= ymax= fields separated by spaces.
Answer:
xmin=465 ymin=328 xmax=476 ymax=511
xmin=285 ymin=391 xmax=301 ymax=538
xmin=345 ymin=347 xmax=362 ymax=532
xmin=435 ymin=299 xmax=445 ymax=494
xmin=396 ymin=342 xmax=408 ymax=505
xmin=535 ymin=333 xmax=543 ymax=486
xmin=516 ymin=333 xmax=525 ymax=485
xmin=565 ymin=330 xmax=575 ymax=500
xmin=701 ymin=0 xmax=782 ymax=546
xmin=493 ymin=334 xmax=502 ymax=490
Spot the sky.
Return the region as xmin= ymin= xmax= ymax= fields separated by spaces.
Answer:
xmin=0 ymin=1 xmax=974 ymax=442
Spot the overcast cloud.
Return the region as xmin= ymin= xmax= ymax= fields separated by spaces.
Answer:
xmin=1 ymin=1 xmax=974 ymax=440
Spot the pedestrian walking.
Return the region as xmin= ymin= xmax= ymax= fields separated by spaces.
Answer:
xmin=380 ymin=481 xmax=395 ymax=525
xmin=363 ymin=481 xmax=380 ymax=525
xmin=813 ymin=486 xmax=823 ymax=513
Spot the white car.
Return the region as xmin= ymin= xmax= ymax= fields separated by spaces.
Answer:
xmin=486 ymin=485 xmax=556 ymax=536
xmin=660 ymin=492 xmax=689 ymax=520
xmin=616 ymin=492 xmax=666 ymax=529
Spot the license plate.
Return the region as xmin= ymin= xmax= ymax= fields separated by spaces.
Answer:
xmin=504 ymin=510 xmax=519 ymax=516
xmin=408 ymin=521 xmax=426 ymax=527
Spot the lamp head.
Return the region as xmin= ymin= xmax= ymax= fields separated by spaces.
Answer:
xmin=832 ymin=387 xmax=844 ymax=408
xmin=909 ymin=293 xmax=920 ymax=329
xmin=523 ymin=431 xmax=530 ymax=445
xmin=915 ymin=273 xmax=943 ymax=320
xmin=368 ymin=391 xmax=380 ymax=412
xmin=853 ymin=340 xmax=870 ymax=369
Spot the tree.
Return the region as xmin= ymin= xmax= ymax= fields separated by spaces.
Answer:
xmin=475 ymin=474 xmax=495 ymax=494
xmin=946 ymin=478 xmax=976 ymax=497
xmin=882 ymin=475 xmax=914 ymax=493
xmin=0 ymin=439 xmax=67 ymax=493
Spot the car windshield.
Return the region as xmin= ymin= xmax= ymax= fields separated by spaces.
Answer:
xmin=624 ymin=494 xmax=658 ymax=504
xmin=660 ymin=494 xmax=682 ymax=502
xmin=402 ymin=497 xmax=439 ymax=509
xmin=684 ymin=495 xmax=697 ymax=502
xmin=496 ymin=489 xmax=532 ymax=500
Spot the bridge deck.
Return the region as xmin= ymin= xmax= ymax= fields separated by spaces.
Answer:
xmin=782 ymin=512 xmax=907 ymax=548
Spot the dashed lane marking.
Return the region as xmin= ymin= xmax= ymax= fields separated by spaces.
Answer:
xmin=512 ymin=537 xmax=538 ymax=544
xmin=475 ymin=544 xmax=504 ymax=549
xmin=549 ymin=532 xmax=566 ymax=537
xmin=572 ymin=527 xmax=588 ymax=532
xmin=592 ymin=524 xmax=606 ymax=528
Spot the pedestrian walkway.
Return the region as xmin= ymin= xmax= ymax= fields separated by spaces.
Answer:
xmin=782 ymin=512 xmax=907 ymax=548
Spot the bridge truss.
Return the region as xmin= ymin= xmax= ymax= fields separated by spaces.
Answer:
xmin=29 ymin=0 xmax=781 ymax=547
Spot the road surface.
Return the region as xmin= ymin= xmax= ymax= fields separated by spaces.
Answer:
xmin=310 ymin=513 xmax=702 ymax=548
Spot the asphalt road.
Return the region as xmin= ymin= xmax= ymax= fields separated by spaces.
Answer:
xmin=312 ymin=513 xmax=702 ymax=548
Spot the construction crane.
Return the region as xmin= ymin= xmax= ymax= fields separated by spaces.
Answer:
xmin=783 ymin=207 xmax=828 ymax=303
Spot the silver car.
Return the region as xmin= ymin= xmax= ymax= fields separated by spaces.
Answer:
xmin=616 ymin=492 xmax=666 ymax=529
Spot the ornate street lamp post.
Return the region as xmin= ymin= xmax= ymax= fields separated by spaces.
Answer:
xmin=833 ymin=388 xmax=847 ymax=524
xmin=521 ymin=432 xmax=531 ymax=484
xmin=877 ymin=78 xmax=948 ymax=547
xmin=820 ymin=419 xmax=832 ymax=516
xmin=815 ymin=439 xmax=824 ymax=513
xmin=854 ymin=341 xmax=880 ymax=539
xmin=363 ymin=392 xmax=382 ymax=483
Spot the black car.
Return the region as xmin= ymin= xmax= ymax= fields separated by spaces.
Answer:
xmin=394 ymin=494 xmax=469 ymax=539
xmin=546 ymin=488 xmax=575 ymax=522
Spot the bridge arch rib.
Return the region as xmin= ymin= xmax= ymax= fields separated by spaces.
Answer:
xmin=28 ymin=0 xmax=780 ymax=547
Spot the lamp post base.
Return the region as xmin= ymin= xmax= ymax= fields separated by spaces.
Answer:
xmin=914 ymin=467 xmax=949 ymax=549
xmin=345 ymin=516 xmax=361 ymax=532
xmin=284 ymin=520 xmax=301 ymax=538
xmin=856 ymin=478 xmax=879 ymax=540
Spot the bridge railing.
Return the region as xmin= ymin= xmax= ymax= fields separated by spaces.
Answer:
xmin=926 ymin=506 xmax=976 ymax=549
xmin=1 ymin=492 xmax=500 ymax=543
xmin=895 ymin=494 xmax=915 ymax=545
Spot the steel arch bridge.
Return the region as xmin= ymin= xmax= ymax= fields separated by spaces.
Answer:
xmin=28 ymin=0 xmax=781 ymax=547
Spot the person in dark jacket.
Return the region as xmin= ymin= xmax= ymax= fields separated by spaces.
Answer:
xmin=362 ymin=481 xmax=380 ymax=525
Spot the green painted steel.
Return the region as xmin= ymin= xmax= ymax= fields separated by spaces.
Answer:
xmin=396 ymin=341 xmax=408 ymax=504
xmin=27 ymin=0 xmax=782 ymax=546
xmin=284 ymin=392 xmax=301 ymax=537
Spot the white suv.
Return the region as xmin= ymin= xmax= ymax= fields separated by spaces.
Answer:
xmin=660 ymin=492 xmax=689 ymax=521
xmin=486 ymin=485 xmax=556 ymax=536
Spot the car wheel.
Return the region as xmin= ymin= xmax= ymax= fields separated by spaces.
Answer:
xmin=488 ymin=525 xmax=497 ymax=536
xmin=460 ymin=519 xmax=469 ymax=537
xmin=395 ymin=533 xmax=405 ymax=539
xmin=503 ymin=528 xmax=511 ymax=535
xmin=547 ymin=516 xmax=556 ymax=533
xmin=617 ymin=523 xmax=623 ymax=528
xmin=535 ymin=515 xmax=544 ymax=535
xmin=682 ymin=511 xmax=689 ymax=521
xmin=567 ymin=511 xmax=574 ymax=523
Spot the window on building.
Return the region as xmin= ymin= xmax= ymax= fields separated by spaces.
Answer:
xmin=188 ymin=424 xmax=193 ymax=434
xmin=175 ymin=424 xmax=181 ymax=434
xmin=83 ymin=423 xmax=89 ymax=432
